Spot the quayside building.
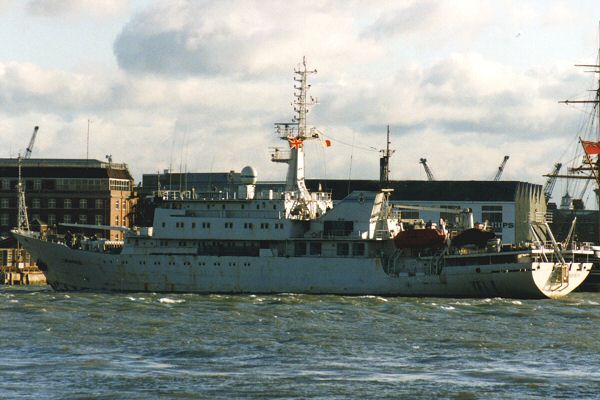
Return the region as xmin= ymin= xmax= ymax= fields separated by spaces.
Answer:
xmin=0 ymin=158 xmax=135 ymax=241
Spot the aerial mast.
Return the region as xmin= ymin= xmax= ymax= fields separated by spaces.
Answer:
xmin=379 ymin=125 xmax=395 ymax=186
xmin=272 ymin=57 xmax=319 ymax=200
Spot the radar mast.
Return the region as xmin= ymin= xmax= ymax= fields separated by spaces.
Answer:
xmin=272 ymin=57 xmax=320 ymax=200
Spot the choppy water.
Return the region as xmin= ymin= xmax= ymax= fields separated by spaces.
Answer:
xmin=2 ymin=287 xmax=600 ymax=399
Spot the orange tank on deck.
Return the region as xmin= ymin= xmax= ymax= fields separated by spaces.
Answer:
xmin=394 ymin=229 xmax=446 ymax=249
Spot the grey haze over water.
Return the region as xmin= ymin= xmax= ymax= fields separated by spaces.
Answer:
xmin=2 ymin=286 xmax=600 ymax=399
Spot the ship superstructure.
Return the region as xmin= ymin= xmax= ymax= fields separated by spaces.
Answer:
xmin=12 ymin=60 xmax=593 ymax=298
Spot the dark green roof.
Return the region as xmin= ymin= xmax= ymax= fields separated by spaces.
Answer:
xmin=305 ymin=179 xmax=541 ymax=202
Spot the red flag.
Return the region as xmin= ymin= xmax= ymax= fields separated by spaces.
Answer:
xmin=582 ymin=140 xmax=600 ymax=155
xmin=288 ymin=138 xmax=303 ymax=149
xmin=322 ymin=139 xmax=332 ymax=148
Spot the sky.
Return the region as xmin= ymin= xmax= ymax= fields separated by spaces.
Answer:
xmin=1 ymin=0 xmax=600 ymax=204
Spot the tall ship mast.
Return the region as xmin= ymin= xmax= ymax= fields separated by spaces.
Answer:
xmin=11 ymin=59 xmax=593 ymax=299
xmin=556 ymin=23 xmax=600 ymax=241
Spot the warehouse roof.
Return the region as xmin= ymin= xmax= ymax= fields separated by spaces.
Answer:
xmin=305 ymin=179 xmax=543 ymax=202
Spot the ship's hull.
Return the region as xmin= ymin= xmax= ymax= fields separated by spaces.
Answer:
xmin=15 ymin=232 xmax=591 ymax=299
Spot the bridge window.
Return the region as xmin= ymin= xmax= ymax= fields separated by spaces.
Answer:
xmin=337 ymin=243 xmax=349 ymax=256
xmin=352 ymin=243 xmax=365 ymax=256
xmin=309 ymin=242 xmax=321 ymax=255
xmin=294 ymin=242 xmax=306 ymax=256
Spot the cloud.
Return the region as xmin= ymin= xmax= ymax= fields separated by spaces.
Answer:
xmin=2 ymin=0 xmax=597 ymax=194
xmin=113 ymin=1 xmax=380 ymax=77
xmin=26 ymin=0 xmax=128 ymax=17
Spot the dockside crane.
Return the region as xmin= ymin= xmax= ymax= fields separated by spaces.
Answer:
xmin=24 ymin=126 xmax=39 ymax=159
xmin=543 ymin=162 xmax=562 ymax=203
xmin=493 ymin=155 xmax=510 ymax=181
xmin=419 ymin=158 xmax=435 ymax=181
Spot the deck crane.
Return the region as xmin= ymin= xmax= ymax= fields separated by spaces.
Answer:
xmin=493 ymin=155 xmax=510 ymax=181
xmin=419 ymin=158 xmax=435 ymax=181
xmin=24 ymin=126 xmax=39 ymax=159
xmin=542 ymin=162 xmax=562 ymax=203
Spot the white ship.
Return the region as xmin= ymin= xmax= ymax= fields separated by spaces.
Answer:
xmin=12 ymin=59 xmax=593 ymax=298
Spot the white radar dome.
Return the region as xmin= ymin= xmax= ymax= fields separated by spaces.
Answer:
xmin=240 ymin=166 xmax=257 ymax=185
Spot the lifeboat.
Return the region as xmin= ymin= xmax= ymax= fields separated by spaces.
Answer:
xmin=394 ymin=228 xmax=446 ymax=249
xmin=451 ymin=228 xmax=495 ymax=249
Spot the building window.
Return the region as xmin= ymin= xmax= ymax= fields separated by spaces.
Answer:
xmin=48 ymin=198 xmax=56 ymax=209
xmin=115 ymin=200 xmax=119 ymax=210
xmin=0 ymin=214 xmax=9 ymax=226
xmin=95 ymin=199 xmax=103 ymax=209
xmin=47 ymin=214 xmax=56 ymax=226
xmin=64 ymin=199 xmax=71 ymax=209
xmin=115 ymin=215 xmax=120 ymax=225
xmin=95 ymin=215 xmax=103 ymax=225
xmin=438 ymin=205 xmax=461 ymax=227
xmin=0 ymin=198 xmax=8 ymax=208
xmin=79 ymin=215 xmax=87 ymax=224
xmin=1 ymin=179 xmax=9 ymax=190
xmin=109 ymin=179 xmax=131 ymax=191
xmin=63 ymin=214 xmax=71 ymax=223
xmin=79 ymin=199 xmax=87 ymax=209
xmin=33 ymin=179 xmax=41 ymax=191
xmin=482 ymin=205 xmax=504 ymax=238
xmin=31 ymin=199 xmax=41 ymax=209
xmin=400 ymin=207 xmax=419 ymax=220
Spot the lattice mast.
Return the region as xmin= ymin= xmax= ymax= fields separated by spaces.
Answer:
xmin=17 ymin=155 xmax=30 ymax=232
xmin=273 ymin=57 xmax=319 ymax=200
xmin=379 ymin=125 xmax=395 ymax=186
